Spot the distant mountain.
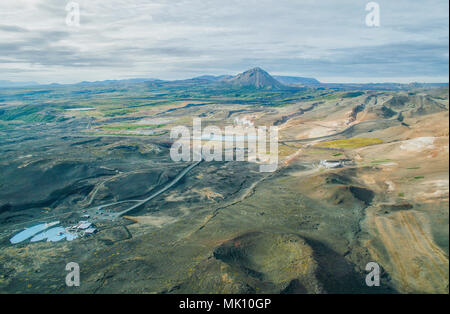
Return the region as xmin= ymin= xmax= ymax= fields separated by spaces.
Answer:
xmin=77 ymin=78 xmax=160 ymax=86
xmin=224 ymin=67 xmax=285 ymax=89
xmin=0 ymin=80 xmax=40 ymax=88
xmin=318 ymin=82 xmax=448 ymax=91
xmin=273 ymin=75 xmax=320 ymax=85
xmin=192 ymin=75 xmax=233 ymax=81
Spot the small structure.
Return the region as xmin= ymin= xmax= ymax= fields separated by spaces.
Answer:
xmin=319 ymin=159 xmax=354 ymax=169
xmin=320 ymin=160 xmax=342 ymax=168
xmin=77 ymin=221 xmax=92 ymax=230
xmin=84 ymin=227 xmax=98 ymax=235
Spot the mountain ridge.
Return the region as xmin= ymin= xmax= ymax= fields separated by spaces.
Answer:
xmin=274 ymin=75 xmax=320 ymax=85
xmin=0 ymin=80 xmax=40 ymax=88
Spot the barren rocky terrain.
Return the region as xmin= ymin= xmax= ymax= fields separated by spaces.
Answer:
xmin=0 ymin=70 xmax=448 ymax=294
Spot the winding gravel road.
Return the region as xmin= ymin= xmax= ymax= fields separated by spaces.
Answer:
xmin=89 ymin=159 xmax=202 ymax=221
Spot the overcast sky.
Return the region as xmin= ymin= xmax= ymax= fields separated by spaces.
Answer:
xmin=0 ymin=0 xmax=448 ymax=84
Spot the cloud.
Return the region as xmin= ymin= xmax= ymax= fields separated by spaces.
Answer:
xmin=0 ymin=0 xmax=448 ymax=83
xmin=0 ymin=25 xmax=29 ymax=33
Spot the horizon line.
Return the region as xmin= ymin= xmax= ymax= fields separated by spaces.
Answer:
xmin=2 ymin=78 xmax=448 ymax=86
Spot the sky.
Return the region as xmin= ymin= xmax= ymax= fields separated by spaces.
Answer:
xmin=0 ymin=0 xmax=448 ymax=84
